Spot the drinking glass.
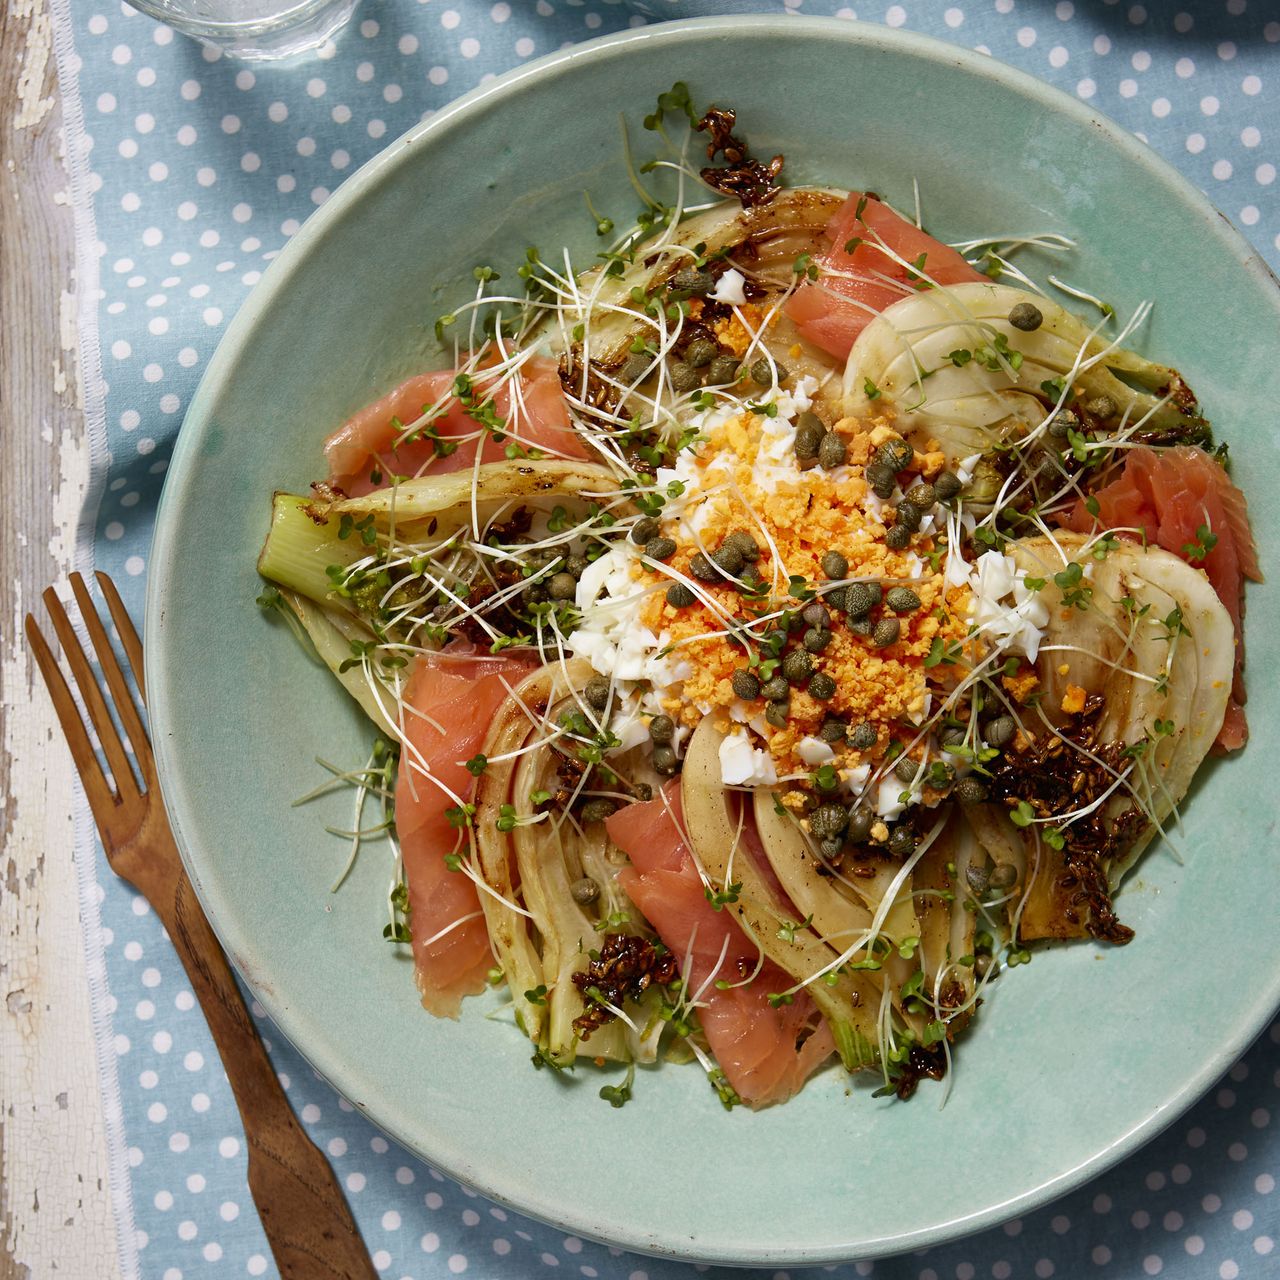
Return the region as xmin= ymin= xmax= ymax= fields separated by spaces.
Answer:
xmin=128 ymin=0 xmax=360 ymax=61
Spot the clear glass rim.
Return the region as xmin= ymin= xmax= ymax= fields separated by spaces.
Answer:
xmin=126 ymin=0 xmax=349 ymax=40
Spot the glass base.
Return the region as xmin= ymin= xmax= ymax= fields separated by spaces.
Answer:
xmin=130 ymin=0 xmax=360 ymax=62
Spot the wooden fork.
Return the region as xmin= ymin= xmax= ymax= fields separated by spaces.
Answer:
xmin=26 ymin=572 xmax=377 ymax=1280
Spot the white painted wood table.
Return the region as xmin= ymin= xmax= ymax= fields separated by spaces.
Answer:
xmin=1 ymin=3 xmax=124 ymax=1274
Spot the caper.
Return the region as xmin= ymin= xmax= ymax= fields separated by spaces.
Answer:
xmin=584 ymin=675 xmax=611 ymax=710
xmin=794 ymin=417 xmax=824 ymax=463
xmin=824 ymin=585 xmax=848 ymax=613
xmin=631 ymin=516 xmax=660 ymax=545
xmin=871 ymin=617 xmax=901 ymax=648
xmin=688 ymin=552 xmax=718 ymax=582
xmin=888 ymin=825 xmax=917 ymax=858
xmin=884 ymin=524 xmax=911 ymax=550
xmin=984 ymin=714 xmax=1017 ymax=748
xmin=974 ymin=953 xmax=994 ymax=980
xmin=765 ymin=700 xmax=790 ymax=728
xmin=906 ymin=482 xmax=936 ymax=508
xmin=763 ymin=627 xmax=789 ymax=651
xmin=894 ymin=501 xmax=923 ymax=533
xmin=802 ymin=602 xmax=831 ymax=629
xmin=666 ymin=583 xmax=695 ymax=608
xmin=844 ymin=582 xmax=879 ymax=618
xmin=953 ymin=776 xmax=989 ymax=804
xmin=526 ymin=583 xmax=549 ymax=604
xmin=619 ymin=353 xmax=651 ymax=384
xmin=731 ymin=669 xmax=761 ymax=700
xmin=847 ymin=616 xmax=874 ymax=638
xmin=548 ymin=571 xmax=578 ymax=601
xmin=762 ymin=676 xmax=789 ymax=702
xmin=818 ymin=836 xmax=844 ymax=859
xmin=683 ymin=337 xmax=718 ymax=369
xmin=570 ymin=876 xmax=601 ymax=904
xmin=1008 ymin=301 xmax=1043 ymax=332
xmin=669 ymin=360 xmax=701 ymax=394
xmin=782 ymin=649 xmax=814 ymax=683
xmin=818 ymin=431 xmax=847 ymax=469
xmin=566 ymin=555 xmax=589 ymax=578
xmin=652 ymin=744 xmax=679 ymax=775
xmin=809 ymin=671 xmax=837 ymax=700
xmin=864 ymin=461 xmax=897 ymax=499
xmin=632 ymin=782 xmax=653 ymax=802
xmin=706 ymin=354 xmax=740 ymax=385
xmin=670 ymin=267 xmax=716 ymax=296
xmin=965 ymin=862 xmax=992 ymax=895
xmin=649 ymin=714 xmax=675 ymax=744
xmin=894 ymin=756 xmax=919 ymax=785
xmin=644 ymin=536 xmax=677 ymax=562
xmin=874 ymin=437 xmax=915 ymax=473
xmin=786 ymin=611 xmax=806 ymax=632
xmin=794 ymin=410 xmax=825 ymax=440
xmin=580 ymin=798 xmax=617 ymax=825
xmin=819 ymin=717 xmax=847 ymax=744
xmin=846 ymin=809 xmax=875 ymax=844
xmin=803 ymin=627 xmax=831 ymax=654
xmin=750 ymin=357 xmax=774 ymax=385
xmin=933 ymin=470 xmax=962 ymax=501
xmin=940 ymin=726 xmax=967 ymax=749
xmin=885 ymin=586 xmax=921 ymax=613
xmin=989 ymin=862 xmax=1019 ymax=891
xmin=737 ymin=568 xmax=764 ymax=596
xmin=848 ymin=722 xmax=877 ymax=751
xmin=724 ymin=530 xmax=760 ymax=562
xmin=820 ymin=550 xmax=848 ymax=581
xmin=810 ymin=803 xmax=849 ymax=840
xmin=1048 ymin=411 xmax=1079 ymax=440
xmin=1085 ymin=393 xmax=1118 ymax=420
xmin=712 ymin=544 xmax=745 ymax=577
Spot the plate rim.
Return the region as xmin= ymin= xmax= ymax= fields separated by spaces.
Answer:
xmin=145 ymin=14 xmax=1280 ymax=1265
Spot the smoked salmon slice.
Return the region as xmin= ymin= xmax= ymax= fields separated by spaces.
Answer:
xmin=785 ymin=192 xmax=988 ymax=360
xmin=396 ymin=645 xmax=535 ymax=1017
xmin=1064 ymin=445 xmax=1260 ymax=751
xmin=325 ymin=356 xmax=587 ymax=496
xmin=607 ymin=784 xmax=834 ymax=1107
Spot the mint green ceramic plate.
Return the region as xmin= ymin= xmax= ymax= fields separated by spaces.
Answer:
xmin=147 ymin=17 xmax=1280 ymax=1266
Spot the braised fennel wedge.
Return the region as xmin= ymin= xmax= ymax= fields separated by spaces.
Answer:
xmin=257 ymin=82 xmax=1257 ymax=1110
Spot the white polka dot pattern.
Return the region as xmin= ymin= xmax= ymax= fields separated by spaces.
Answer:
xmin=57 ymin=1 xmax=1279 ymax=1277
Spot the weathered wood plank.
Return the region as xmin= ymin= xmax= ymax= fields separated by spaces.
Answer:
xmin=0 ymin=1 xmax=124 ymax=1276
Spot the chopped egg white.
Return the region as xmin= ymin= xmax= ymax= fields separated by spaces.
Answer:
xmin=964 ymin=549 xmax=1051 ymax=663
xmin=710 ymin=268 xmax=747 ymax=306
xmin=719 ymin=730 xmax=778 ymax=786
xmin=797 ymin=736 xmax=836 ymax=766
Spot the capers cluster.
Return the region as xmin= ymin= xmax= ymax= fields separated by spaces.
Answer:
xmin=666 ymin=528 xmax=763 ymax=607
xmin=520 ymin=545 xmax=594 ymax=605
xmin=793 ymin=412 xmax=847 ymax=472
xmin=805 ymin=798 xmax=918 ymax=862
xmin=863 ymin=434 xmax=963 ymax=550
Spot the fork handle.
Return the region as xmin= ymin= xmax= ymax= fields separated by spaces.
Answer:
xmin=158 ymin=869 xmax=377 ymax=1279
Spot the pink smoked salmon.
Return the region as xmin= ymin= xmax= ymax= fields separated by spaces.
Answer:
xmin=397 ymin=644 xmax=535 ymax=1017
xmin=1064 ymin=445 xmax=1261 ymax=751
xmin=785 ymin=192 xmax=988 ymax=361
xmin=607 ymin=783 xmax=834 ymax=1108
xmin=324 ymin=356 xmax=587 ymax=496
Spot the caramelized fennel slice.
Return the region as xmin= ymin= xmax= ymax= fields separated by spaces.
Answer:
xmin=554 ymin=188 xmax=845 ymax=370
xmin=511 ymin=691 xmax=660 ymax=1067
xmin=473 ymin=664 xmax=587 ymax=1045
xmin=969 ymin=536 xmax=1233 ymax=942
xmin=682 ymin=721 xmax=882 ymax=1073
xmin=321 ymin=460 xmax=622 ymax=526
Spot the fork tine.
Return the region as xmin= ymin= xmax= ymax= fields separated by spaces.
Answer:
xmin=25 ymin=612 xmax=121 ymax=826
xmin=41 ymin=585 xmax=140 ymax=802
xmin=96 ymin=571 xmax=146 ymax=706
xmin=70 ymin=573 xmax=154 ymax=784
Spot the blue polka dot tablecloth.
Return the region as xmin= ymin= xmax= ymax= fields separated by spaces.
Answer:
xmin=48 ymin=1 xmax=1279 ymax=1277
